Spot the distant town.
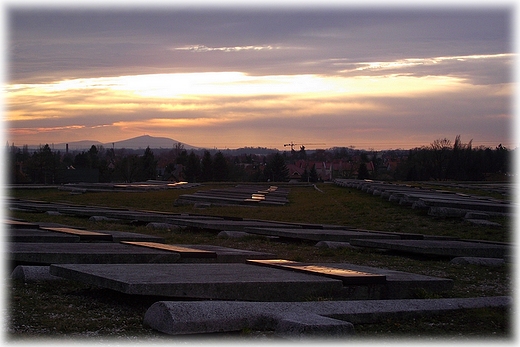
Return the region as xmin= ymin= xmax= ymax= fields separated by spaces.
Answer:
xmin=6 ymin=135 xmax=513 ymax=185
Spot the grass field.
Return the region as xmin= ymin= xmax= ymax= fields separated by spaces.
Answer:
xmin=5 ymin=182 xmax=514 ymax=341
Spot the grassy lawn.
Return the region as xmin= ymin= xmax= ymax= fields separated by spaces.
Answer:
xmin=4 ymin=182 xmax=514 ymax=340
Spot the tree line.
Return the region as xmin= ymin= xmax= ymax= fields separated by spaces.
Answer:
xmin=393 ymin=136 xmax=511 ymax=181
xmin=7 ymin=135 xmax=513 ymax=184
xmin=7 ymin=143 xmax=291 ymax=184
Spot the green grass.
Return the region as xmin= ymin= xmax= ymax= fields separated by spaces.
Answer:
xmin=5 ymin=182 xmax=514 ymax=339
xmin=8 ymin=182 xmax=510 ymax=242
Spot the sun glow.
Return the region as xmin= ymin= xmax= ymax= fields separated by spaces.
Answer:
xmin=6 ymin=71 xmax=466 ymax=122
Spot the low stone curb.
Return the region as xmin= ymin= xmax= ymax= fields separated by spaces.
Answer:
xmin=11 ymin=265 xmax=63 ymax=282
xmin=143 ymin=296 xmax=511 ymax=338
xmin=450 ymin=257 xmax=506 ymax=267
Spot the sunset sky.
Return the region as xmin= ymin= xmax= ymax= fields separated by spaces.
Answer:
xmin=4 ymin=2 xmax=516 ymax=150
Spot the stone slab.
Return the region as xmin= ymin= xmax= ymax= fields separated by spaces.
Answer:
xmin=90 ymin=230 xmax=166 ymax=243
xmin=5 ymin=220 xmax=40 ymax=229
xmin=49 ymin=263 xmax=345 ymax=301
xmin=417 ymin=197 xmax=513 ymax=213
xmin=316 ymin=262 xmax=453 ymax=299
xmin=176 ymin=194 xmax=286 ymax=206
xmin=450 ymin=257 xmax=506 ymax=267
xmin=174 ymin=244 xmax=275 ymax=263
xmin=7 ymin=242 xmax=182 ymax=265
xmin=7 ymin=240 xmax=274 ymax=266
xmin=246 ymin=259 xmax=387 ymax=285
xmin=315 ymin=241 xmax=357 ymax=249
xmin=244 ymin=227 xmax=401 ymax=242
xmin=8 ymin=228 xmax=81 ymax=243
xmin=40 ymin=227 xmax=113 ymax=241
xmin=168 ymin=218 xmax=303 ymax=232
xmin=349 ymin=239 xmax=510 ymax=258
xmin=11 ymin=265 xmax=63 ymax=282
xmin=121 ymin=242 xmax=217 ymax=258
xmin=174 ymin=185 xmax=289 ymax=207
xmin=50 ymin=260 xmax=452 ymax=301
xmin=143 ymin=296 xmax=511 ymax=336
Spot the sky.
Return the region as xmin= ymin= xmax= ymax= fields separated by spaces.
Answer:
xmin=3 ymin=1 xmax=517 ymax=151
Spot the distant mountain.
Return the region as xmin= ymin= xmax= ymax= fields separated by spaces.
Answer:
xmin=50 ymin=135 xmax=198 ymax=151
xmin=106 ymin=135 xmax=198 ymax=150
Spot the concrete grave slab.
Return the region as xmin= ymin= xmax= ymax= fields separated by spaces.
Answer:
xmin=314 ymin=262 xmax=453 ymax=299
xmin=175 ymin=185 xmax=289 ymax=207
xmin=349 ymin=239 xmax=510 ymax=258
xmin=7 ymin=238 xmax=273 ymax=266
xmin=7 ymin=242 xmax=182 ymax=265
xmin=40 ymin=227 xmax=113 ymax=241
xmin=90 ymin=230 xmax=165 ymax=243
xmin=416 ymin=197 xmax=513 ymax=214
xmin=49 ymin=263 xmax=345 ymax=301
xmin=49 ymin=260 xmax=452 ymax=301
xmin=247 ymin=259 xmax=387 ymax=285
xmin=5 ymin=220 xmax=40 ymax=229
xmin=450 ymin=257 xmax=506 ymax=267
xmin=120 ymin=242 xmax=217 ymax=259
xmin=174 ymin=244 xmax=275 ymax=262
xmin=244 ymin=227 xmax=401 ymax=242
xmin=7 ymin=221 xmax=165 ymax=243
xmin=143 ymin=296 xmax=511 ymax=336
xmin=168 ymin=218 xmax=304 ymax=232
xmin=8 ymin=228 xmax=81 ymax=243
xmin=315 ymin=241 xmax=357 ymax=249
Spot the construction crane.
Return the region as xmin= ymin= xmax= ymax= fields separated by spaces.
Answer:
xmin=283 ymin=142 xmax=325 ymax=151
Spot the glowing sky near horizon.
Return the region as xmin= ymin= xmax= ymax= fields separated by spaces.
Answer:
xmin=5 ymin=7 xmax=515 ymax=150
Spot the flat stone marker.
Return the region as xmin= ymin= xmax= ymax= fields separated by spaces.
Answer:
xmin=247 ymin=259 xmax=386 ymax=285
xmin=91 ymin=230 xmax=165 ymax=243
xmin=8 ymin=239 xmax=273 ymax=265
xmin=40 ymin=227 xmax=113 ymax=241
xmin=174 ymin=244 xmax=275 ymax=262
xmin=49 ymin=263 xmax=345 ymax=301
xmin=175 ymin=185 xmax=289 ymax=206
xmin=7 ymin=242 xmax=182 ymax=265
xmin=5 ymin=220 xmax=40 ymax=229
xmin=417 ymin=197 xmax=513 ymax=213
xmin=312 ymin=262 xmax=453 ymax=299
xmin=49 ymin=260 xmax=452 ymax=301
xmin=121 ymin=241 xmax=217 ymax=259
xmin=349 ymin=239 xmax=510 ymax=258
xmin=121 ymin=241 xmax=275 ymax=263
xmin=244 ymin=227 xmax=400 ymax=242
xmin=169 ymin=218 xmax=303 ymax=232
xmin=8 ymin=228 xmax=81 ymax=243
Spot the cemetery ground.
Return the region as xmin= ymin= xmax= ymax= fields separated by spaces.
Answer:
xmin=5 ymin=182 xmax=514 ymax=341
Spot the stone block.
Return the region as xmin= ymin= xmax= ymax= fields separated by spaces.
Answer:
xmin=50 ymin=263 xmax=344 ymax=301
xmin=450 ymin=257 xmax=505 ymax=267
xmin=144 ymin=296 xmax=511 ymax=336
xmin=146 ymin=222 xmax=179 ymax=231
xmin=315 ymin=241 xmax=356 ymax=249
xmin=349 ymin=239 xmax=510 ymax=259
xmin=11 ymin=265 xmax=63 ymax=282
xmin=88 ymin=215 xmax=121 ymax=223
xmin=217 ymin=230 xmax=253 ymax=239
xmin=465 ymin=219 xmax=502 ymax=227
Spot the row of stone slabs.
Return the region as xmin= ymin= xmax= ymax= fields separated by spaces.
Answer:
xmin=174 ymin=184 xmax=290 ymax=206
xmin=57 ymin=180 xmax=201 ymax=193
xmin=8 ymin=198 xmax=512 ymax=259
xmin=333 ymin=178 xmax=515 ymax=218
xmin=8 ymin=219 xmax=453 ymax=302
xmin=7 ymin=219 xmax=511 ymax=337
